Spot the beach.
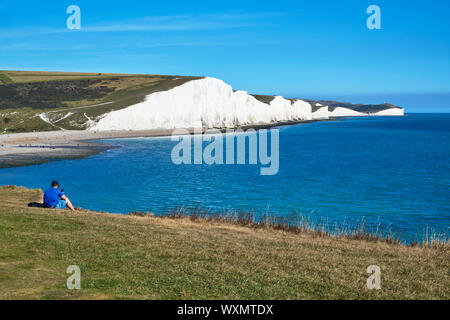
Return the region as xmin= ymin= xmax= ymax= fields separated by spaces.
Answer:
xmin=0 ymin=118 xmax=327 ymax=168
xmin=0 ymin=128 xmax=184 ymax=168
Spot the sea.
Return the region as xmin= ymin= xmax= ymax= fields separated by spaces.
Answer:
xmin=1 ymin=114 xmax=448 ymax=243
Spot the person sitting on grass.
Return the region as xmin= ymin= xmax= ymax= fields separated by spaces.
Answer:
xmin=43 ymin=180 xmax=75 ymax=211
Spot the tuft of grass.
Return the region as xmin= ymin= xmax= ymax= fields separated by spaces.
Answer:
xmin=0 ymin=186 xmax=448 ymax=300
xmin=159 ymin=206 xmax=448 ymax=248
xmin=0 ymin=73 xmax=13 ymax=84
xmin=421 ymin=225 xmax=449 ymax=248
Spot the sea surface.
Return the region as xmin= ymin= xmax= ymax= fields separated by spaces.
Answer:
xmin=1 ymin=114 xmax=449 ymax=243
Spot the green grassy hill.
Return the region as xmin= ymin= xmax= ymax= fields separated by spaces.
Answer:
xmin=0 ymin=71 xmax=201 ymax=133
xmin=0 ymin=186 xmax=448 ymax=299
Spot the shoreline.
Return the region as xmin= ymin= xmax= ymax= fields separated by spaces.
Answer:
xmin=0 ymin=118 xmax=333 ymax=169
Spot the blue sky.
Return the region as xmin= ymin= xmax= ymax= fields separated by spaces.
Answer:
xmin=1 ymin=0 xmax=449 ymax=111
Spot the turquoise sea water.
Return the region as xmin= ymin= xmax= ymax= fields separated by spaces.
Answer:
xmin=1 ymin=114 xmax=449 ymax=243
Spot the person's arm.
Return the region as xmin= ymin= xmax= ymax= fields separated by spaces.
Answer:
xmin=60 ymin=194 xmax=75 ymax=211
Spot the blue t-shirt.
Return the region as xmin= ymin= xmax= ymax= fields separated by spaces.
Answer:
xmin=44 ymin=188 xmax=64 ymax=208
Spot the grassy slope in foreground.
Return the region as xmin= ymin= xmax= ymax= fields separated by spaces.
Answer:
xmin=0 ymin=186 xmax=448 ymax=300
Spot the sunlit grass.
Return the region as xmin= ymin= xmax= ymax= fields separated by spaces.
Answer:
xmin=0 ymin=186 xmax=448 ymax=300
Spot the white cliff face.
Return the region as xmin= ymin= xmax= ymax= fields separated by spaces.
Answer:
xmin=370 ymin=108 xmax=404 ymax=116
xmin=312 ymin=106 xmax=329 ymax=120
xmin=329 ymin=107 xmax=366 ymax=117
xmin=90 ymin=78 xmax=313 ymax=131
xmin=89 ymin=77 xmax=403 ymax=131
xmin=292 ymin=99 xmax=313 ymax=120
xmin=269 ymin=96 xmax=312 ymax=122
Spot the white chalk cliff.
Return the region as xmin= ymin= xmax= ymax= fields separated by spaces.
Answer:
xmin=369 ymin=108 xmax=404 ymax=116
xmin=90 ymin=77 xmax=403 ymax=131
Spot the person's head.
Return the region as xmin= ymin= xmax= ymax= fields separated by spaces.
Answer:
xmin=51 ymin=180 xmax=59 ymax=189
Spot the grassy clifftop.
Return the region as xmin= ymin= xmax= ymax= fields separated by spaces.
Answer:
xmin=0 ymin=185 xmax=448 ymax=299
xmin=306 ymin=99 xmax=402 ymax=113
xmin=0 ymin=71 xmax=201 ymax=133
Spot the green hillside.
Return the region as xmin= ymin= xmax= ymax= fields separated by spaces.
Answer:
xmin=0 ymin=71 xmax=201 ymax=133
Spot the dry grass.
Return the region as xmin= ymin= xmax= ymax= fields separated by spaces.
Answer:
xmin=0 ymin=186 xmax=448 ymax=300
xmin=0 ymin=71 xmax=136 ymax=83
